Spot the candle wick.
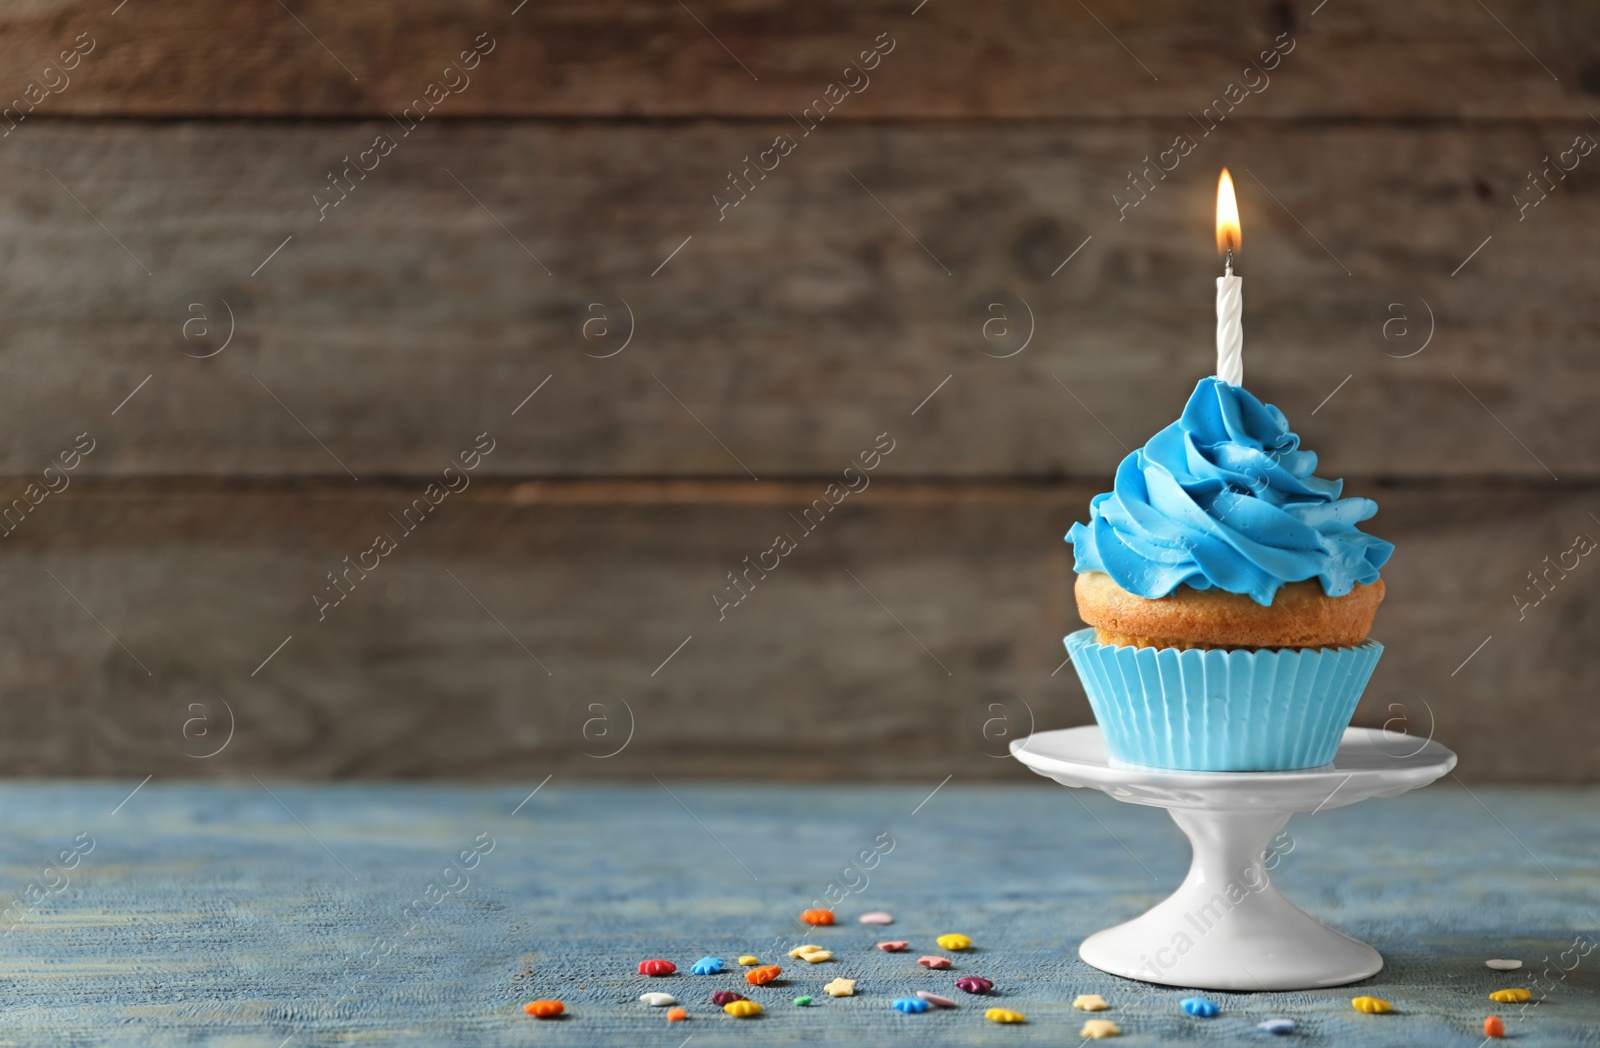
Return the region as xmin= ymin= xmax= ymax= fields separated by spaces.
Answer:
xmin=1224 ymin=249 xmax=1234 ymax=278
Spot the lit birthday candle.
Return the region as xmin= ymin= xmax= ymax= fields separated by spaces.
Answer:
xmin=1215 ymin=169 xmax=1243 ymax=386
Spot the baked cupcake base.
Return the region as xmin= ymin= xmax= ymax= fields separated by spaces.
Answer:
xmin=1075 ymin=571 xmax=1383 ymax=650
xmin=1065 ymin=627 xmax=1383 ymax=771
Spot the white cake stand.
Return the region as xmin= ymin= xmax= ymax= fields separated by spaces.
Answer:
xmin=1010 ymin=726 xmax=1456 ymax=991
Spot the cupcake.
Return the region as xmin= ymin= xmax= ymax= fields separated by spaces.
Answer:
xmin=1063 ymin=377 xmax=1393 ymax=771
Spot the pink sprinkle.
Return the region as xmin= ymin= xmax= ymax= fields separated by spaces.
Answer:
xmin=877 ymin=941 xmax=910 ymax=952
xmin=917 ymin=956 xmax=953 ymax=970
xmin=858 ymin=912 xmax=894 ymax=925
xmin=917 ymin=991 xmax=957 ymax=1008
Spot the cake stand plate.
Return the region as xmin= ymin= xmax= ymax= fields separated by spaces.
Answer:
xmin=1010 ymin=726 xmax=1456 ymax=991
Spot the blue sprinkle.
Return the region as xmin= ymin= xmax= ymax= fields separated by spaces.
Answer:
xmin=1181 ymin=997 xmax=1219 ymax=1017
xmin=690 ymin=956 xmax=724 ymax=975
xmin=1258 ymin=1017 xmax=1296 ymax=1034
xmin=892 ymin=997 xmax=931 ymax=1014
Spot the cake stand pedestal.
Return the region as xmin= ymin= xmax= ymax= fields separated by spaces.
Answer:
xmin=1009 ymin=726 xmax=1456 ymax=991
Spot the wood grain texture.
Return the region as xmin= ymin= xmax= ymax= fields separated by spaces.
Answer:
xmin=3 ymin=782 xmax=1594 ymax=1043
xmin=2 ymin=120 xmax=1595 ymax=480
xmin=0 ymin=478 xmax=1592 ymax=781
xmin=0 ymin=1 xmax=1596 ymax=118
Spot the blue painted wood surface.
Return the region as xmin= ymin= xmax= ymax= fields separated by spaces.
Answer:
xmin=0 ymin=781 xmax=1594 ymax=1045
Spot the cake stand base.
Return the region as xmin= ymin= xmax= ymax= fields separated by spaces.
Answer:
xmin=1010 ymin=726 xmax=1456 ymax=991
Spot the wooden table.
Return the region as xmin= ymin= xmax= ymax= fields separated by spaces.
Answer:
xmin=2 ymin=781 xmax=1593 ymax=1044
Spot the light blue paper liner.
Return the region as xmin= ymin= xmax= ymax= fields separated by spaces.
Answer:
xmin=1064 ymin=627 xmax=1383 ymax=771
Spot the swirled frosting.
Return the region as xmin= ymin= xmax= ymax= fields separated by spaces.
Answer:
xmin=1066 ymin=377 xmax=1392 ymax=606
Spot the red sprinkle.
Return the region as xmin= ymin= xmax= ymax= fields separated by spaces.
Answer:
xmin=800 ymin=909 xmax=836 ymax=926
xmin=1484 ymin=1016 xmax=1505 ymax=1038
xmin=955 ymin=976 xmax=994 ymax=994
xmin=639 ymin=959 xmax=677 ymax=976
xmin=918 ymin=956 xmax=953 ymax=970
xmin=746 ymin=965 xmax=783 ymax=985
xmin=877 ymin=941 xmax=910 ymax=952
xmin=711 ymin=991 xmax=747 ymax=1006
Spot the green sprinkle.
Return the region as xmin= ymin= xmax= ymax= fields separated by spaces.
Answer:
xmin=793 ymin=996 xmax=814 ymax=1006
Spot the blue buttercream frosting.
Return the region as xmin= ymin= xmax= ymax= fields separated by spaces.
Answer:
xmin=1066 ymin=377 xmax=1392 ymax=606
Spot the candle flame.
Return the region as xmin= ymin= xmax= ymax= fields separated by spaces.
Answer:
xmin=1216 ymin=168 xmax=1241 ymax=256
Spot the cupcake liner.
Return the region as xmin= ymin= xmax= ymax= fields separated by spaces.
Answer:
xmin=1064 ymin=627 xmax=1383 ymax=771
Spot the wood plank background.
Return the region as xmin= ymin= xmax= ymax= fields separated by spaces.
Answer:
xmin=0 ymin=1 xmax=1595 ymax=780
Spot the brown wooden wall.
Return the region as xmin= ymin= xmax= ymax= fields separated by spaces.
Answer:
xmin=0 ymin=1 xmax=1595 ymax=781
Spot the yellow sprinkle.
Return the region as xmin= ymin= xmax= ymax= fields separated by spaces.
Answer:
xmin=936 ymin=933 xmax=973 ymax=951
xmin=784 ymin=943 xmax=831 ymax=963
xmin=1074 ymin=993 xmax=1109 ymax=1011
xmin=1080 ymin=1018 xmax=1121 ymax=1038
xmin=723 ymin=1000 xmax=763 ymax=1018
xmin=985 ymin=1008 xmax=1026 ymax=1024
xmin=1351 ymin=996 xmax=1392 ymax=1014
xmin=738 ymin=955 xmax=760 ymax=966
xmin=823 ymin=978 xmax=856 ymax=997
xmin=1489 ymin=988 xmax=1531 ymax=1003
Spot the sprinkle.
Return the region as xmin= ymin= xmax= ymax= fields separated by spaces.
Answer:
xmin=691 ymin=956 xmax=724 ymax=975
xmin=800 ymin=909 xmax=836 ymax=926
xmin=877 ymin=941 xmax=909 ymax=952
xmin=824 ymin=978 xmax=856 ymax=997
xmin=1072 ymin=993 xmax=1107 ymax=1010
xmin=1080 ymin=1018 xmax=1120 ymax=1038
xmin=638 ymin=959 xmax=676 ymax=976
xmin=893 ymin=997 xmax=931 ymax=1014
xmin=986 ymin=1008 xmax=1026 ymax=1024
xmin=918 ymin=956 xmax=953 ymax=970
xmin=667 ymin=1007 xmax=687 ymax=1022
xmin=787 ymin=944 xmax=831 ymax=962
xmin=1180 ymin=997 xmax=1219 ymax=1017
xmin=738 ymin=955 xmax=760 ymax=966
xmin=1484 ymin=1015 xmax=1505 ymax=1038
xmin=639 ymin=992 xmax=677 ymax=1007
xmin=955 ymin=976 xmax=994 ymax=995
xmin=1485 ymin=958 xmax=1522 ymax=971
xmin=1489 ymin=988 xmax=1531 ymax=1003
xmin=523 ymin=1000 xmax=563 ymax=1018
xmin=1351 ymin=995 xmax=1391 ymax=1014
xmin=936 ymin=933 xmax=972 ymax=951
xmin=710 ymin=990 xmax=747 ymax=1006
xmin=723 ymin=1000 xmax=763 ymax=1018
xmin=1258 ymin=1018 xmax=1296 ymax=1034
xmin=746 ymin=965 xmax=782 ymax=986
xmin=793 ymin=996 xmax=814 ymax=1007
xmin=916 ymin=991 xmax=957 ymax=1007
xmin=859 ymin=911 xmax=894 ymax=924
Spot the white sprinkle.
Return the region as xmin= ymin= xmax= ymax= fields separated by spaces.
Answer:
xmin=640 ymin=992 xmax=678 ymax=1006
xmin=1485 ymin=958 xmax=1523 ymax=970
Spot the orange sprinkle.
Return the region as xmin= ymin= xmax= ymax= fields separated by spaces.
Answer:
xmin=1484 ymin=1016 xmax=1504 ymax=1038
xmin=667 ymin=1008 xmax=688 ymax=1022
xmin=523 ymin=1000 xmax=563 ymax=1018
xmin=746 ymin=965 xmax=783 ymax=985
xmin=800 ymin=909 xmax=836 ymax=926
